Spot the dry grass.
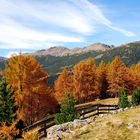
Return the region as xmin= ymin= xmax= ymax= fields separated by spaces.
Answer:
xmin=22 ymin=128 xmax=39 ymax=140
xmin=64 ymin=106 xmax=140 ymax=140
xmin=75 ymin=96 xmax=131 ymax=108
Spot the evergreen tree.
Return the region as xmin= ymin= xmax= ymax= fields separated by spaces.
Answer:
xmin=55 ymin=92 xmax=79 ymax=125
xmin=131 ymin=88 xmax=140 ymax=106
xmin=118 ymin=90 xmax=130 ymax=109
xmin=0 ymin=79 xmax=16 ymax=126
xmin=0 ymin=79 xmax=21 ymax=139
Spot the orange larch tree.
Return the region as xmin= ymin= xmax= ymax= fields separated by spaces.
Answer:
xmin=129 ymin=62 xmax=140 ymax=88
xmin=54 ymin=68 xmax=72 ymax=103
xmin=96 ymin=61 xmax=108 ymax=99
xmin=107 ymin=56 xmax=134 ymax=97
xmin=3 ymin=54 xmax=57 ymax=125
xmin=72 ymin=58 xmax=97 ymax=103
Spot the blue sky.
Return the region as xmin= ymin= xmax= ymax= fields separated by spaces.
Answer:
xmin=0 ymin=0 xmax=140 ymax=57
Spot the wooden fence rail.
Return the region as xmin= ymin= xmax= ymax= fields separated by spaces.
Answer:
xmin=24 ymin=104 xmax=118 ymax=139
xmin=23 ymin=115 xmax=55 ymax=139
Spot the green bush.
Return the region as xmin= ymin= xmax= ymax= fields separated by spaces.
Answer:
xmin=55 ymin=92 xmax=80 ymax=125
xmin=118 ymin=90 xmax=131 ymax=108
xmin=131 ymin=88 xmax=140 ymax=106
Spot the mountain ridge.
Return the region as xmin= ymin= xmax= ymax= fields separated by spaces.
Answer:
xmin=29 ymin=43 xmax=112 ymax=57
xmin=0 ymin=41 xmax=140 ymax=76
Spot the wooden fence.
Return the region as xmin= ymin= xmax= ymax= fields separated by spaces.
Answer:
xmin=24 ymin=104 xmax=118 ymax=139
xmin=75 ymin=104 xmax=118 ymax=119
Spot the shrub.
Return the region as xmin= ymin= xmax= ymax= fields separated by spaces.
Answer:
xmin=55 ymin=92 xmax=79 ymax=125
xmin=131 ymin=88 xmax=140 ymax=106
xmin=118 ymin=90 xmax=131 ymax=108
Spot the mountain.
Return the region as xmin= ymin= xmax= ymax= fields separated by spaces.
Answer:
xmin=97 ymin=41 xmax=140 ymax=66
xmin=0 ymin=41 xmax=140 ymax=77
xmin=0 ymin=57 xmax=6 ymax=62
xmin=30 ymin=43 xmax=112 ymax=57
xmin=34 ymin=41 xmax=140 ymax=76
xmin=0 ymin=57 xmax=6 ymax=70
xmin=31 ymin=47 xmax=70 ymax=57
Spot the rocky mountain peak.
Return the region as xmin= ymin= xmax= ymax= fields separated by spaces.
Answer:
xmin=30 ymin=43 xmax=112 ymax=57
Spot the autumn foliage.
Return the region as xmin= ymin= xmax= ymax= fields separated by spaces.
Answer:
xmin=54 ymin=68 xmax=72 ymax=103
xmin=55 ymin=56 xmax=138 ymax=103
xmin=107 ymin=57 xmax=135 ymax=97
xmin=130 ymin=62 xmax=140 ymax=88
xmin=3 ymin=54 xmax=57 ymax=125
xmin=72 ymin=58 xmax=97 ymax=103
xmin=1 ymin=54 xmax=140 ymax=139
xmin=96 ymin=61 xmax=108 ymax=99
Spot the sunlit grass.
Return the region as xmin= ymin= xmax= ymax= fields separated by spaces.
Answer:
xmin=65 ymin=106 xmax=140 ymax=140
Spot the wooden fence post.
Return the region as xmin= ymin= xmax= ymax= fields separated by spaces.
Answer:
xmin=108 ymin=106 xmax=110 ymax=113
xmin=43 ymin=123 xmax=47 ymax=137
xmin=97 ymin=104 xmax=100 ymax=115
xmin=82 ymin=107 xmax=85 ymax=119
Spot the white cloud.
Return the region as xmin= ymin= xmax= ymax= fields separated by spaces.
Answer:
xmin=7 ymin=51 xmax=20 ymax=58
xmin=0 ymin=0 xmax=136 ymax=49
xmin=70 ymin=0 xmax=136 ymax=37
xmin=0 ymin=20 xmax=83 ymax=49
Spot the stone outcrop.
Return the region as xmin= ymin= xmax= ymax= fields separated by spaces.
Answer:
xmin=47 ymin=119 xmax=91 ymax=140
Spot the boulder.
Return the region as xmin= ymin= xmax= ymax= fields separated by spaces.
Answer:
xmin=124 ymin=107 xmax=129 ymax=111
xmin=117 ymin=108 xmax=123 ymax=112
xmin=47 ymin=119 xmax=90 ymax=139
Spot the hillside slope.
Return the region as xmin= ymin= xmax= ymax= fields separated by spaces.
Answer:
xmin=65 ymin=107 xmax=140 ymax=140
xmin=97 ymin=41 xmax=140 ymax=66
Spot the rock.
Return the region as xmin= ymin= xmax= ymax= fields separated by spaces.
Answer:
xmin=47 ymin=119 xmax=90 ymax=139
xmin=124 ymin=107 xmax=128 ymax=111
xmin=99 ymin=114 xmax=104 ymax=117
xmin=73 ymin=119 xmax=90 ymax=128
xmin=112 ymin=110 xmax=117 ymax=114
xmin=87 ymin=116 xmax=96 ymax=122
xmin=117 ymin=108 xmax=123 ymax=112
xmin=127 ymin=123 xmax=134 ymax=129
